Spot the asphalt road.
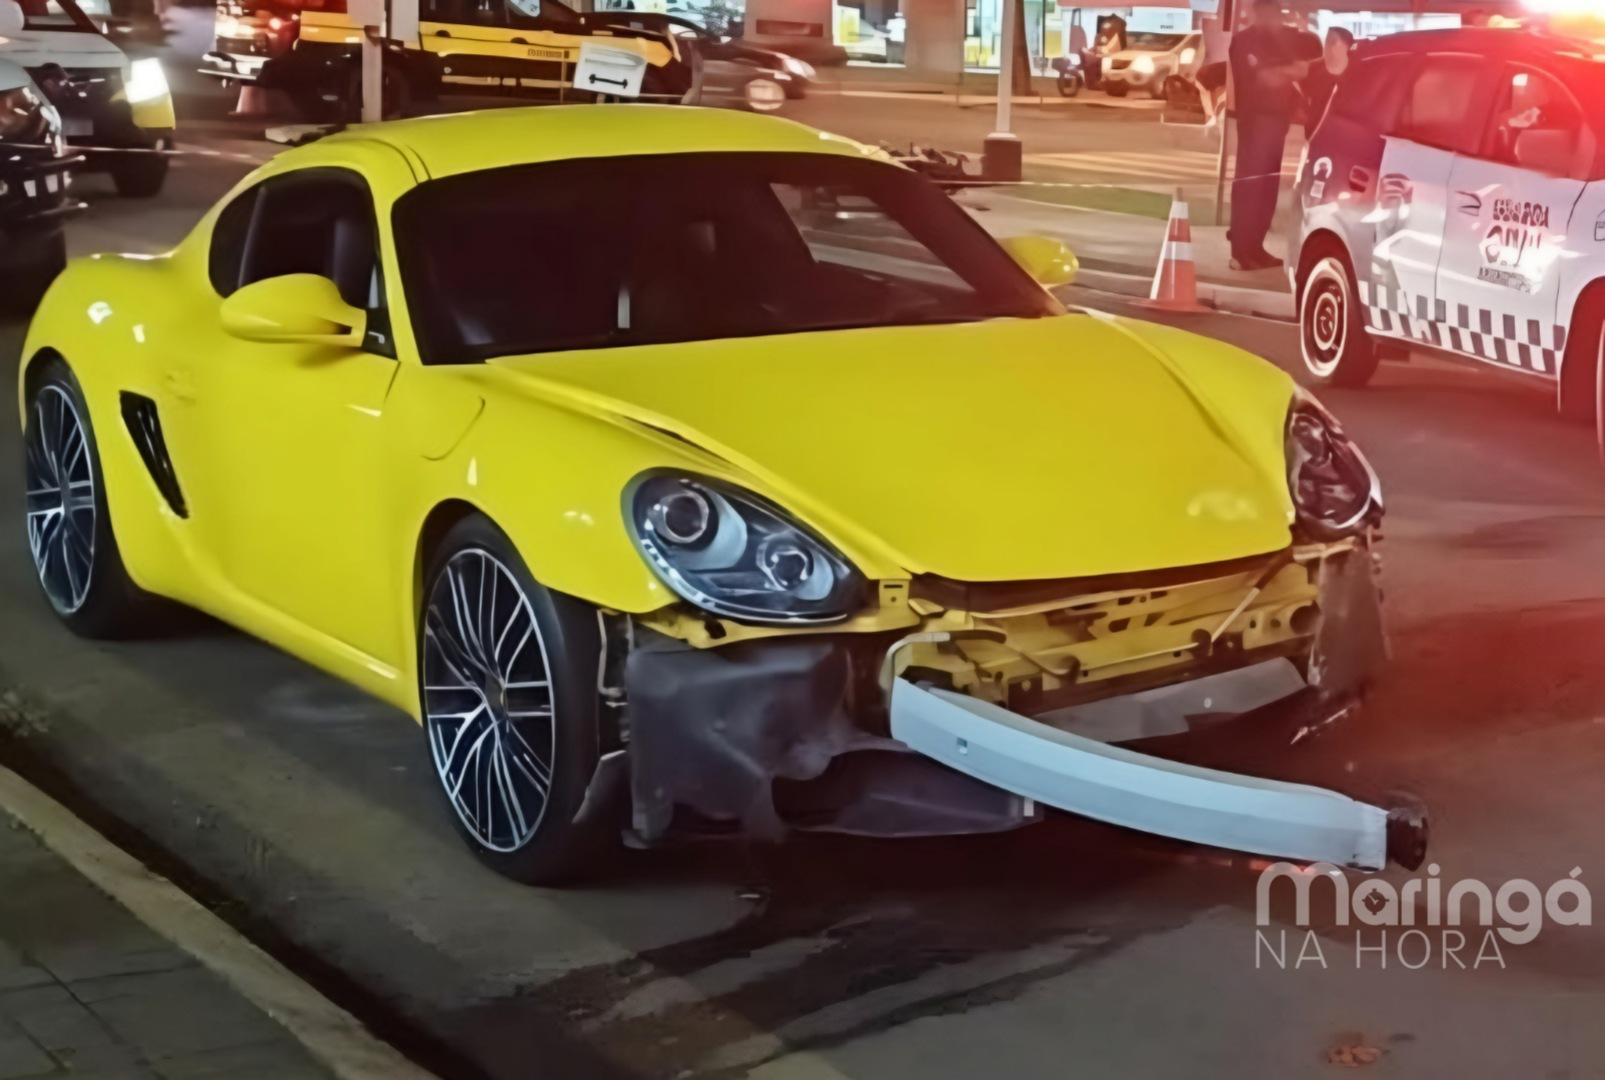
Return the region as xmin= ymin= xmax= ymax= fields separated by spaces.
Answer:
xmin=5 ymin=122 xmax=1605 ymax=1079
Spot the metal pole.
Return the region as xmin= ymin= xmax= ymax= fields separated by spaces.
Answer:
xmin=982 ymin=0 xmax=1022 ymax=180
xmin=360 ymin=21 xmax=384 ymax=122
xmin=996 ymin=0 xmax=1014 ymax=132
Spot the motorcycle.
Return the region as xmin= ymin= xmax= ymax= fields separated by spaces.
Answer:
xmin=1049 ymin=54 xmax=1084 ymax=97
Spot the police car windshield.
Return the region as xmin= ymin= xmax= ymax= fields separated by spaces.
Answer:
xmin=18 ymin=0 xmax=98 ymax=32
xmin=394 ymin=152 xmax=1062 ymax=364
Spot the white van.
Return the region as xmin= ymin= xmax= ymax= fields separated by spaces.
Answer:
xmin=0 ymin=0 xmax=174 ymax=195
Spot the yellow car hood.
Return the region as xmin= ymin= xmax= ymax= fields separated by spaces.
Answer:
xmin=491 ymin=313 xmax=1298 ymax=582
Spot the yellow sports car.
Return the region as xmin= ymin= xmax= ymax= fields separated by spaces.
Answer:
xmin=17 ymin=106 xmax=1425 ymax=883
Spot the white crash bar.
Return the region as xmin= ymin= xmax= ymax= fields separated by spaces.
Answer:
xmin=889 ymin=678 xmax=1389 ymax=871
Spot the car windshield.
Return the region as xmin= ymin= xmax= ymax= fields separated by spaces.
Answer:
xmin=1126 ymin=32 xmax=1184 ymax=50
xmin=394 ymin=152 xmax=1061 ymax=364
xmin=18 ymin=0 xmax=99 ymax=31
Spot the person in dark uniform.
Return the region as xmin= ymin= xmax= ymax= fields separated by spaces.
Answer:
xmin=1227 ymin=0 xmax=1308 ymax=270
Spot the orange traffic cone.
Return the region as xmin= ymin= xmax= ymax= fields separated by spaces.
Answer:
xmin=231 ymin=82 xmax=272 ymax=118
xmin=1139 ymin=189 xmax=1209 ymax=314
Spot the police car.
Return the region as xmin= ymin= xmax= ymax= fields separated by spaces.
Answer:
xmin=1293 ymin=28 xmax=1605 ymax=428
xmin=0 ymin=0 xmax=174 ymax=196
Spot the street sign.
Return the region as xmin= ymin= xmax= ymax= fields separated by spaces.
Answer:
xmin=574 ymin=42 xmax=647 ymax=98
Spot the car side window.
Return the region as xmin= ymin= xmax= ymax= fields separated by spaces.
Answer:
xmin=208 ymin=186 xmax=259 ymax=297
xmin=422 ymin=0 xmax=505 ymax=27
xmin=1482 ymin=66 xmax=1588 ymax=178
xmin=236 ymin=169 xmax=394 ymax=355
xmin=1392 ymin=54 xmax=1489 ymax=154
xmin=1329 ymin=53 xmax=1411 ymax=127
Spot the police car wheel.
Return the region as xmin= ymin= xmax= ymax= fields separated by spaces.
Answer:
xmin=0 ymin=231 xmax=66 ymax=314
xmin=1300 ymin=255 xmax=1378 ymax=388
xmin=112 ymin=147 xmax=169 ymax=199
xmin=1557 ymin=291 xmax=1605 ymax=424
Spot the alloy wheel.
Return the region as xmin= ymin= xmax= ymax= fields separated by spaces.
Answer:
xmin=24 ymin=385 xmax=96 ymax=616
xmin=1302 ymin=261 xmax=1349 ymax=379
xmin=422 ymin=548 xmax=557 ymax=853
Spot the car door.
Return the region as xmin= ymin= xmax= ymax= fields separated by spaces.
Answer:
xmin=178 ymin=161 xmax=407 ymax=669
xmin=1436 ymin=63 xmax=1591 ymax=377
xmin=1366 ymin=52 xmax=1495 ymax=344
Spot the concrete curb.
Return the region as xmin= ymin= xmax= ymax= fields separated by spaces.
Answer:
xmin=1075 ymin=265 xmax=1296 ymax=322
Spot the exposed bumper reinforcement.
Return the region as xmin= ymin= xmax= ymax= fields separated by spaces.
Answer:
xmin=890 ymin=677 xmax=1419 ymax=870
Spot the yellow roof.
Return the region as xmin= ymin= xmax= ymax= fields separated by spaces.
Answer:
xmin=333 ymin=104 xmax=884 ymax=179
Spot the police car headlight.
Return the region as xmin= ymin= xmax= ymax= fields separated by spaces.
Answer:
xmin=1285 ymin=393 xmax=1381 ymax=540
xmin=125 ymin=58 xmax=169 ymax=104
xmin=1131 ymin=54 xmax=1156 ymax=76
xmin=626 ymin=473 xmax=865 ymax=624
xmin=0 ymin=86 xmax=46 ymax=140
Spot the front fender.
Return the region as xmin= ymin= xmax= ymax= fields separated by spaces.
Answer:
xmin=386 ymin=363 xmax=715 ymax=694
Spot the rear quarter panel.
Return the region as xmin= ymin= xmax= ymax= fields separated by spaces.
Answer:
xmin=18 ymin=249 xmax=210 ymax=604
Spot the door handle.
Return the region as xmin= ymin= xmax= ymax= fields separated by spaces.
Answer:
xmin=511 ymin=35 xmax=528 ymax=43
xmin=163 ymin=369 xmax=196 ymax=404
xmin=434 ymin=28 xmax=450 ymax=36
xmin=1349 ymin=166 xmax=1374 ymax=193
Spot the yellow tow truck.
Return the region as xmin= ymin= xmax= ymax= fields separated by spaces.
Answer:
xmin=204 ymin=0 xmax=693 ymax=121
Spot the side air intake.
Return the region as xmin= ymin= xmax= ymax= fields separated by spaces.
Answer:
xmin=119 ymin=392 xmax=188 ymax=518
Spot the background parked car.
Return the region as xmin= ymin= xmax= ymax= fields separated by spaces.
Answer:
xmin=604 ymin=11 xmax=815 ymax=99
xmin=0 ymin=0 xmax=173 ymax=196
xmin=0 ymin=57 xmax=80 ymax=310
xmin=1101 ymin=30 xmax=1201 ymax=99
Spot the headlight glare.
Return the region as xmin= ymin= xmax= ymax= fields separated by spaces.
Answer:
xmin=1285 ymin=396 xmax=1380 ymax=539
xmin=627 ymin=473 xmax=865 ymax=624
xmin=0 ymin=86 xmax=44 ymax=140
xmin=125 ymin=58 xmax=169 ymax=104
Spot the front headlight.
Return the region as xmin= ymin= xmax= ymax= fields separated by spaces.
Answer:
xmin=626 ymin=473 xmax=866 ymax=624
xmin=1178 ymin=46 xmax=1197 ymax=66
xmin=124 ymin=58 xmax=170 ymax=104
xmin=0 ymin=86 xmax=46 ymax=141
xmin=1285 ymin=394 xmax=1381 ymax=540
xmin=783 ymin=56 xmax=816 ymax=79
xmin=1131 ymin=54 xmax=1156 ymax=75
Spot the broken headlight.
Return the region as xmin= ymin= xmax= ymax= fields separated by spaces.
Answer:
xmin=625 ymin=473 xmax=865 ymax=624
xmin=0 ymin=86 xmax=47 ymax=142
xmin=1285 ymin=393 xmax=1381 ymax=540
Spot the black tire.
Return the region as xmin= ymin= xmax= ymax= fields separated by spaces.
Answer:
xmin=1056 ymin=71 xmax=1082 ymax=97
xmin=741 ymin=76 xmax=787 ymax=112
xmin=111 ymin=146 xmax=169 ymax=198
xmin=418 ymin=515 xmax=609 ymax=885
xmin=1558 ymin=288 xmax=1603 ymax=424
xmin=1298 ymin=251 xmax=1379 ymax=389
xmin=291 ymin=85 xmax=342 ymax=124
xmin=1105 ymin=82 xmax=1129 ymax=97
xmin=344 ymin=64 xmax=410 ymax=122
xmin=22 ymin=356 xmax=156 ymax=638
xmin=0 ymin=230 xmax=66 ymax=315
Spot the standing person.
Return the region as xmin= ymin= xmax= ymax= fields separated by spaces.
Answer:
xmin=1301 ymin=27 xmax=1354 ymax=135
xmin=1227 ymin=0 xmax=1307 ymax=271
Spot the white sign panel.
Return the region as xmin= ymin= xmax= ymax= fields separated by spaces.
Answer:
xmin=347 ymin=0 xmax=384 ymax=28
xmin=574 ymin=42 xmax=646 ymax=98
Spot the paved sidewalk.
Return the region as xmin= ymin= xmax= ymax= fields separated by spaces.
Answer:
xmin=960 ymin=189 xmax=1298 ymax=319
xmin=0 ymin=813 xmax=330 ymax=1080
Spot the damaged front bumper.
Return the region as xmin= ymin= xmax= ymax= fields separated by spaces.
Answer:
xmin=615 ymin=538 xmax=1426 ymax=870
